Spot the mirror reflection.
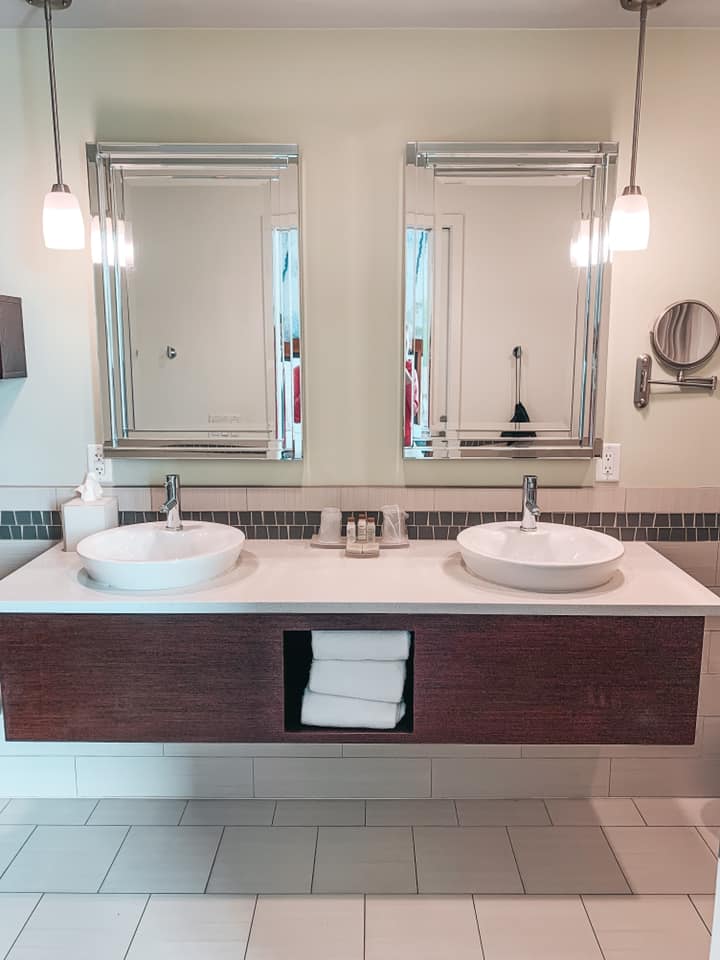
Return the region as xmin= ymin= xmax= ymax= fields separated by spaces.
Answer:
xmin=651 ymin=300 xmax=720 ymax=371
xmin=87 ymin=143 xmax=303 ymax=459
xmin=403 ymin=142 xmax=618 ymax=459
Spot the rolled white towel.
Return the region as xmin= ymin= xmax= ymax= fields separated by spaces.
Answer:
xmin=308 ymin=659 xmax=406 ymax=703
xmin=301 ymin=689 xmax=406 ymax=729
xmin=311 ymin=630 xmax=411 ymax=662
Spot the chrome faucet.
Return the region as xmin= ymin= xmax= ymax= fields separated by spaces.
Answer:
xmin=160 ymin=474 xmax=182 ymax=531
xmin=520 ymin=474 xmax=541 ymax=532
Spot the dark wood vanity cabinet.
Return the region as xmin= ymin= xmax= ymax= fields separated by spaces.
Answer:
xmin=0 ymin=613 xmax=703 ymax=744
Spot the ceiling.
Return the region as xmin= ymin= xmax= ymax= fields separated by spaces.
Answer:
xmin=2 ymin=0 xmax=720 ymax=30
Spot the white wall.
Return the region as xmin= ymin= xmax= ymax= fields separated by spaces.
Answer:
xmin=0 ymin=28 xmax=719 ymax=487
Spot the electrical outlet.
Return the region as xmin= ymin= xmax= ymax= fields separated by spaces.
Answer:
xmin=595 ymin=442 xmax=621 ymax=482
xmin=87 ymin=443 xmax=112 ymax=482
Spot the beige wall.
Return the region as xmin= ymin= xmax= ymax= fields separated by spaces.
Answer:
xmin=0 ymin=28 xmax=719 ymax=487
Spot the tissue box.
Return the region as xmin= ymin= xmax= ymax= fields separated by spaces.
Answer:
xmin=62 ymin=496 xmax=119 ymax=551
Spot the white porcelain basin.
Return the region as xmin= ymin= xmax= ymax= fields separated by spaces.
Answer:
xmin=77 ymin=521 xmax=245 ymax=590
xmin=457 ymin=522 xmax=624 ymax=592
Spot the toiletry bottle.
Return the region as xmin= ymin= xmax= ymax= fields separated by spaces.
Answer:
xmin=367 ymin=516 xmax=376 ymax=543
xmin=346 ymin=515 xmax=357 ymax=543
xmin=357 ymin=513 xmax=367 ymax=541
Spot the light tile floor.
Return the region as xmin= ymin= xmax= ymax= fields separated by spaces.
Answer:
xmin=0 ymin=797 xmax=717 ymax=958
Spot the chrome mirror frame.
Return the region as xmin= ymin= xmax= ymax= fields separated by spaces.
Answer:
xmin=86 ymin=142 xmax=304 ymax=461
xmin=403 ymin=141 xmax=618 ymax=460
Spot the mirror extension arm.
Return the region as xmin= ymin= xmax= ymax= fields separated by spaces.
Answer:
xmin=634 ymin=354 xmax=717 ymax=409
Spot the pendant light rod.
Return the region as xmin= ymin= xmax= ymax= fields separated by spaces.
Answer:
xmin=43 ymin=0 xmax=64 ymax=187
xmin=628 ymin=0 xmax=648 ymax=189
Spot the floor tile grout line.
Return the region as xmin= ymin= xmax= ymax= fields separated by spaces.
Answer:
xmin=362 ymin=893 xmax=366 ymax=960
xmin=0 ymin=891 xmax=43 ymax=960
xmin=121 ymin=893 xmax=151 ymax=960
xmin=309 ymin=826 xmax=320 ymax=893
xmin=694 ymin=824 xmax=719 ymax=857
xmin=271 ymin=800 xmax=278 ymax=825
xmin=176 ymin=799 xmax=190 ymax=826
xmin=631 ymin=798 xmax=649 ymax=826
xmin=471 ymin=895 xmax=487 ymax=960
xmin=74 ymin=757 xmax=79 ymax=797
xmin=504 ymin=826 xmax=526 ymax=895
xmin=0 ymin=799 xmax=10 ymax=816
xmin=453 ymin=799 xmax=460 ymax=826
xmin=607 ymin=759 xmax=612 ymax=798
xmin=541 ymin=799 xmax=554 ymax=825
xmin=83 ymin=799 xmax=101 ymax=825
xmin=363 ymin=800 xmax=367 ymax=827
xmin=203 ymin=825 xmax=226 ymax=894
xmin=687 ymin=893 xmax=714 ymax=935
xmin=0 ymin=824 xmax=37 ymax=883
xmin=410 ymin=825 xmax=419 ymax=894
xmin=241 ymin=895 xmax=259 ymax=960
xmin=97 ymin=825 xmax=132 ymax=893
xmin=580 ymin=895 xmax=609 ymax=960
xmin=599 ymin=825 xmax=634 ymax=894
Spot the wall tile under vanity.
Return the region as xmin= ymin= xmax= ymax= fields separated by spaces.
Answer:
xmin=341 ymin=743 xmax=522 ymax=758
xmin=700 ymin=717 xmax=720 ymax=757
xmin=0 ymin=757 xmax=77 ymax=797
xmin=76 ymin=756 xmax=253 ymax=798
xmin=431 ymin=758 xmax=611 ymax=799
xmin=610 ymin=758 xmax=720 ymax=797
xmin=698 ymin=674 xmax=720 ymax=716
xmin=706 ymin=631 xmax=720 ymax=673
xmin=163 ymin=742 xmax=342 ymax=758
xmin=253 ymin=758 xmax=431 ymax=799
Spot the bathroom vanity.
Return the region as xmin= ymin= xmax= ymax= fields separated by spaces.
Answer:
xmin=0 ymin=541 xmax=717 ymax=747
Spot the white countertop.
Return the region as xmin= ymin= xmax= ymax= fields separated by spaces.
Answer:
xmin=0 ymin=541 xmax=718 ymax=616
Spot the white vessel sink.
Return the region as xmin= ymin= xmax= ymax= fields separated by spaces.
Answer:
xmin=457 ymin=522 xmax=624 ymax=592
xmin=77 ymin=521 xmax=245 ymax=590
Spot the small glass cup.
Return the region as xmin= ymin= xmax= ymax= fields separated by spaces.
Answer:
xmin=318 ymin=506 xmax=342 ymax=543
xmin=381 ymin=504 xmax=407 ymax=543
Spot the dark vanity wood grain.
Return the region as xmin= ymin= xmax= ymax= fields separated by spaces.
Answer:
xmin=0 ymin=614 xmax=703 ymax=743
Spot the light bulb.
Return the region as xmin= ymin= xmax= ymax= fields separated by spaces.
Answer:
xmin=42 ymin=187 xmax=85 ymax=250
xmin=570 ymin=218 xmax=608 ymax=268
xmin=90 ymin=216 xmax=134 ymax=269
xmin=609 ymin=188 xmax=650 ymax=252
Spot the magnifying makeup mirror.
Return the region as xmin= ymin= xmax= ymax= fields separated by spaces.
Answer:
xmin=634 ymin=300 xmax=719 ymax=408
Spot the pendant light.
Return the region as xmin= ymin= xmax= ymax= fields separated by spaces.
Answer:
xmin=609 ymin=0 xmax=667 ymax=252
xmin=27 ymin=0 xmax=85 ymax=250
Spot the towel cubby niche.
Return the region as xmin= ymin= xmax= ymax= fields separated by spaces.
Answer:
xmin=282 ymin=631 xmax=415 ymax=735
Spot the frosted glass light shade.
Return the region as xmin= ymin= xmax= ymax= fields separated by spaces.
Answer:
xmin=43 ymin=188 xmax=85 ymax=250
xmin=609 ymin=190 xmax=650 ymax=252
xmin=91 ymin=216 xmax=134 ymax=269
xmin=570 ymin=217 xmax=609 ymax=267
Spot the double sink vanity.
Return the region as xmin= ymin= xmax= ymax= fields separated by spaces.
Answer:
xmin=0 ymin=477 xmax=716 ymax=750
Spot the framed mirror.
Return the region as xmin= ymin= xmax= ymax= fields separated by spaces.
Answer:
xmin=87 ymin=143 xmax=303 ymax=459
xmin=651 ymin=300 xmax=720 ymax=371
xmin=403 ymin=141 xmax=618 ymax=459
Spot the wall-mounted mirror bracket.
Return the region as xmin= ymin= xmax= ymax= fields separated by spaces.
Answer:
xmin=634 ymin=354 xmax=717 ymax=409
